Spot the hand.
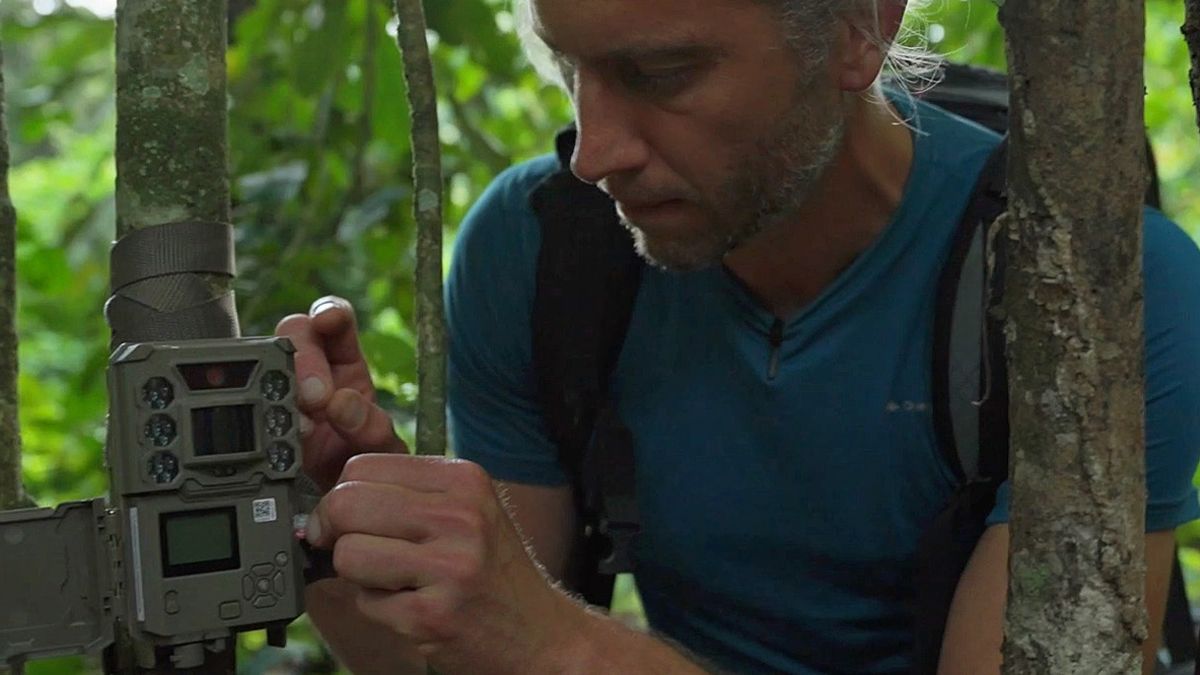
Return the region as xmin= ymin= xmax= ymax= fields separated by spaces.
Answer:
xmin=275 ymin=296 xmax=407 ymax=492
xmin=306 ymin=454 xmax=587 ymax=674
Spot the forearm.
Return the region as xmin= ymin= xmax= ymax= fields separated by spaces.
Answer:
xmin=542 ymin=596 xmax=715 ymax=674
xmin=304 ymin=579 xmax=427 ymax=675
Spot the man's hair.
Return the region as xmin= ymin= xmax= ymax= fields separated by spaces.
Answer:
xmin=512 ymin=0 xmax=943 ymax=96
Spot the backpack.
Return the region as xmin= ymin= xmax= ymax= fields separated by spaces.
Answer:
xmin=526 ymin=63 xmax=1193 ymax=674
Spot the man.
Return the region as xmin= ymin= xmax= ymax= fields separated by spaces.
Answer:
xmin=276 ymin=0 xmax=1200 ymax=672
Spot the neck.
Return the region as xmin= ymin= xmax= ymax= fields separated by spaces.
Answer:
xmin=723 ymin=94 xmax=915 ymax=319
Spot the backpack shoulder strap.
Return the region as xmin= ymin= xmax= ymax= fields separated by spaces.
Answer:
xmin=528 ymin=126 xmax=643 ymax=606
xmin=933 ymin=138 xmax=1010 ymax=486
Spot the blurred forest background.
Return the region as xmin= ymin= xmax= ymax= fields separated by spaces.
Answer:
xmin=2 ymin=0 xmax=1199 ymax=672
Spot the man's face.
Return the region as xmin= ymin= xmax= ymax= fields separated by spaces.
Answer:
xmin=532 ymin=0 xmax=847 ymax=271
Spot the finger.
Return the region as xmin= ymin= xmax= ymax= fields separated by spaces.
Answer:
xmin=309 ymin=480 xmax=440 ymax=548
xmin=338 ymin=453 xmax=492 ymax=496
xmin=332 ymin=533 xmax=428 ymax=591
xmin=355 ymin=586 xmax=450 ymax=646
xmin=275 ymin=313 xmax=333 ymax=411
xmin=326 ymin=388 xmax=409 ymax=454
xmin=309 ymin=296 xmax=367 ymax=366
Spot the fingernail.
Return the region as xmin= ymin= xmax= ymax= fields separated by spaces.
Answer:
xmin=332 ymin=397 xmax=367 ymax=430
xmin=300 ymin=377 xmax=326 ymax=405
xmin=305 ymin=514 xmax=322 ymax=544
xmin=299 ymin=414 xmax=313 ymax=437
xmin=311 ymin=299 xmax=339 ymax=317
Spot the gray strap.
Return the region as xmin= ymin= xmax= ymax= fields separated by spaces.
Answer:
xmin=107 ymin=220 xmax=239 ymax=343
xmin=105 ymin=292 xmax=239 ymax=344
xmin=110 ymin=220 xmax=235 ymax=292
xmin=948 ymin=225 xmax=984 ymax=480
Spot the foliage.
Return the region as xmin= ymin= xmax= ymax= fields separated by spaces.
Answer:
xmin=2 ymin=0 xmax=1199 ymax=672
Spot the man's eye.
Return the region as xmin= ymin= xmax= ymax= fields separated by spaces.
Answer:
xmin=620 ymin=65 xmax=695 ymax=97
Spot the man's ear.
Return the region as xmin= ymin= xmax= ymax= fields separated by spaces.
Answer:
xmin=830 ymin=0 xmax=908 ymax=93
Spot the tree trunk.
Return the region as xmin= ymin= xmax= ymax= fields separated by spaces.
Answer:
xmin=998 ymin=2 xmax=1148 ymax=674
xmin=0 ymin=38 xmax=22 ymax=511
xmin=112 ymin=0 xmax=238 ymax=346
xmin=1186 ymin=0 xmax=1200 ymax=131
xmin=108 ymin=2 xmax=237 ymax=673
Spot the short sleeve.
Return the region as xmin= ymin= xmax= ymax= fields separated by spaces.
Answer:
xmin=988 ymin=208 xmax=1200 ymax=531
xmin=445 ymin=156 xmax=569 ymax=486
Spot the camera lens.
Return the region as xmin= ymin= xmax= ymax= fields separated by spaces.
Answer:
xmin=144 ymin=414 xmax=176 ymax=447
xmin=265 ymin=406 xmax=292 ymax=437
xmin=262 ymin=370 xmax=290 ymax=401
xmin=267 ymin=442 xmax=295 ymax=472
xmin=142 ymin=377 xmax=174 ymax=409
xmin=147 ymin=451 xmax=179 ymax=484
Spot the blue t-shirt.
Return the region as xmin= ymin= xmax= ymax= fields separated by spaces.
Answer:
xmin=445 ymin=99 xmax=1200 ymax=674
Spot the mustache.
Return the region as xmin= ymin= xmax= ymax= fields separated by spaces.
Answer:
xmin=599 ymin=179 xmax=692 ymax=208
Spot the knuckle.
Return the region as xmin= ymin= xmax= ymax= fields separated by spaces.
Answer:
xmin=440 ymin=550 xmax=484 ymax=587
xmin=410 ymin=595 xmax=455 ymax=642
xmin=454 ymin=460 xmax=493 ymax=495
xmin=331 ymin=534 xmax=362 ymax=577
xmin=323 ymin=481 xmax=364 ymax=528
xmin=340 ymin=454 xmax=377 ymax=482
xmin=274 ymin=313 xmax=310 ymax=336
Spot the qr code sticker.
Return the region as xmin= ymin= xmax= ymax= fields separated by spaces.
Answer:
xmin=252 ymin=498 xmax=278 ymax=524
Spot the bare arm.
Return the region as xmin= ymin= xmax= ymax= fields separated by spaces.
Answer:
xmin=937 ymin=524 xmax=1176 ymax=675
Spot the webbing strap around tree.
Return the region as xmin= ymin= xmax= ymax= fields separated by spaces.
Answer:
xmin=106 ymin=220 xmax=240 ymax=344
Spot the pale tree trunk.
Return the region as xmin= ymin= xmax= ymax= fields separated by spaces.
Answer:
xmin=107 ymin=2 xmax=236 ymax=673
xmin=0 ymin=39 xmax=22 ymax=512
xmin=998 ymin=2 xmax=1148 ymax=674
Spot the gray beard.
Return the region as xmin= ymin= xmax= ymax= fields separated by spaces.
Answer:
xmin=624 ymin=100 xmax=846 ymax=273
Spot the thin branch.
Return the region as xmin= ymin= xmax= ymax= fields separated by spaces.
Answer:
xmin=393 ymin=0 xmax=445 ymax=461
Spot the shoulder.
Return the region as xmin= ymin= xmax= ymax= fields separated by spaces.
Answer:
xmin=448 ymin=155 xmax=560 ymax=305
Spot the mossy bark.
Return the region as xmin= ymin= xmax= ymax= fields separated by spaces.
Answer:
xmin=113 ymin=0 xmax=235 ymax=346
xmin=1186 ymin=0 xmax=1200 ymax=131
xmin=393 ymin=0 xmax=446 ymax=461
xmin=999 ymin=2 xmax=1148 ymax=673
xmin=109 ymin=2 xmax=236 ymax=672
xmin=0 ymin=38 xmax=23 ymax=511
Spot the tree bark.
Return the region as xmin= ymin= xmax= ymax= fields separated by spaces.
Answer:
xmin=109 ymin=2 xmax=237 ymax=672
xmin=1186 ymin=0 xmax=1200 ymax=131
xmin=0 ymin=38 xmax=23 ymax=511
xmin=393 ymin=0 xmax=446 ymax=461
xmin=112 ymin=0 xmax=237 ymax=346
xmin=998 ymin=2 xmax=1148 ymax=674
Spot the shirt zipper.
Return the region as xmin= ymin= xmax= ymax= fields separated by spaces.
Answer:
xmin=767 ymin=318 xmax=784 ymax=380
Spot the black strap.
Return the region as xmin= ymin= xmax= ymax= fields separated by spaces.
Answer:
xmin=530 ymin=126 xmax=643 ymax=606
xmin=912 ymin=140 xmax=1010 ymax=675
xmin=932 ymin=139 xmax=1009 ymax=485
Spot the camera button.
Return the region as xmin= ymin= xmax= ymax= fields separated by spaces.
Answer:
xmin=275 ymin=551 xmax=289 ymax=566
xmin=252 ymin=563 xmax=275 ymax=577
xmin=272 ymin=571 xmax=286 ymax=596
xmin=164 ymin=591 xmax=180 ymax=615
xmin=253 ymin=595 xmax=277 ymax=609
xmin=256 ymin=577 xmax=271 ymax=595
xmin=219 ymin=601 xmax=242 ymax=620
xmin=241 ymin=575 xmax=255 ymax=600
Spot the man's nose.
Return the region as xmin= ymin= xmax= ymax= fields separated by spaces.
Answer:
xmin=569 ymin=74 xmax=650 ymax=185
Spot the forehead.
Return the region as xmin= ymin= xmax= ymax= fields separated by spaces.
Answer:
xmin=529 ymin=0 xmax=780 ymax=58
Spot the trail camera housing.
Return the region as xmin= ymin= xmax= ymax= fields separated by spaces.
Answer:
xmin=1 ymin=337 xmax=308 ymax=668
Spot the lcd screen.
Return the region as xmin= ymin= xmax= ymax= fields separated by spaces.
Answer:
xmin=160 ymin=508 xmax=240 ymax=577
xmin=192 ymin=405 xmax=256 ymax=456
